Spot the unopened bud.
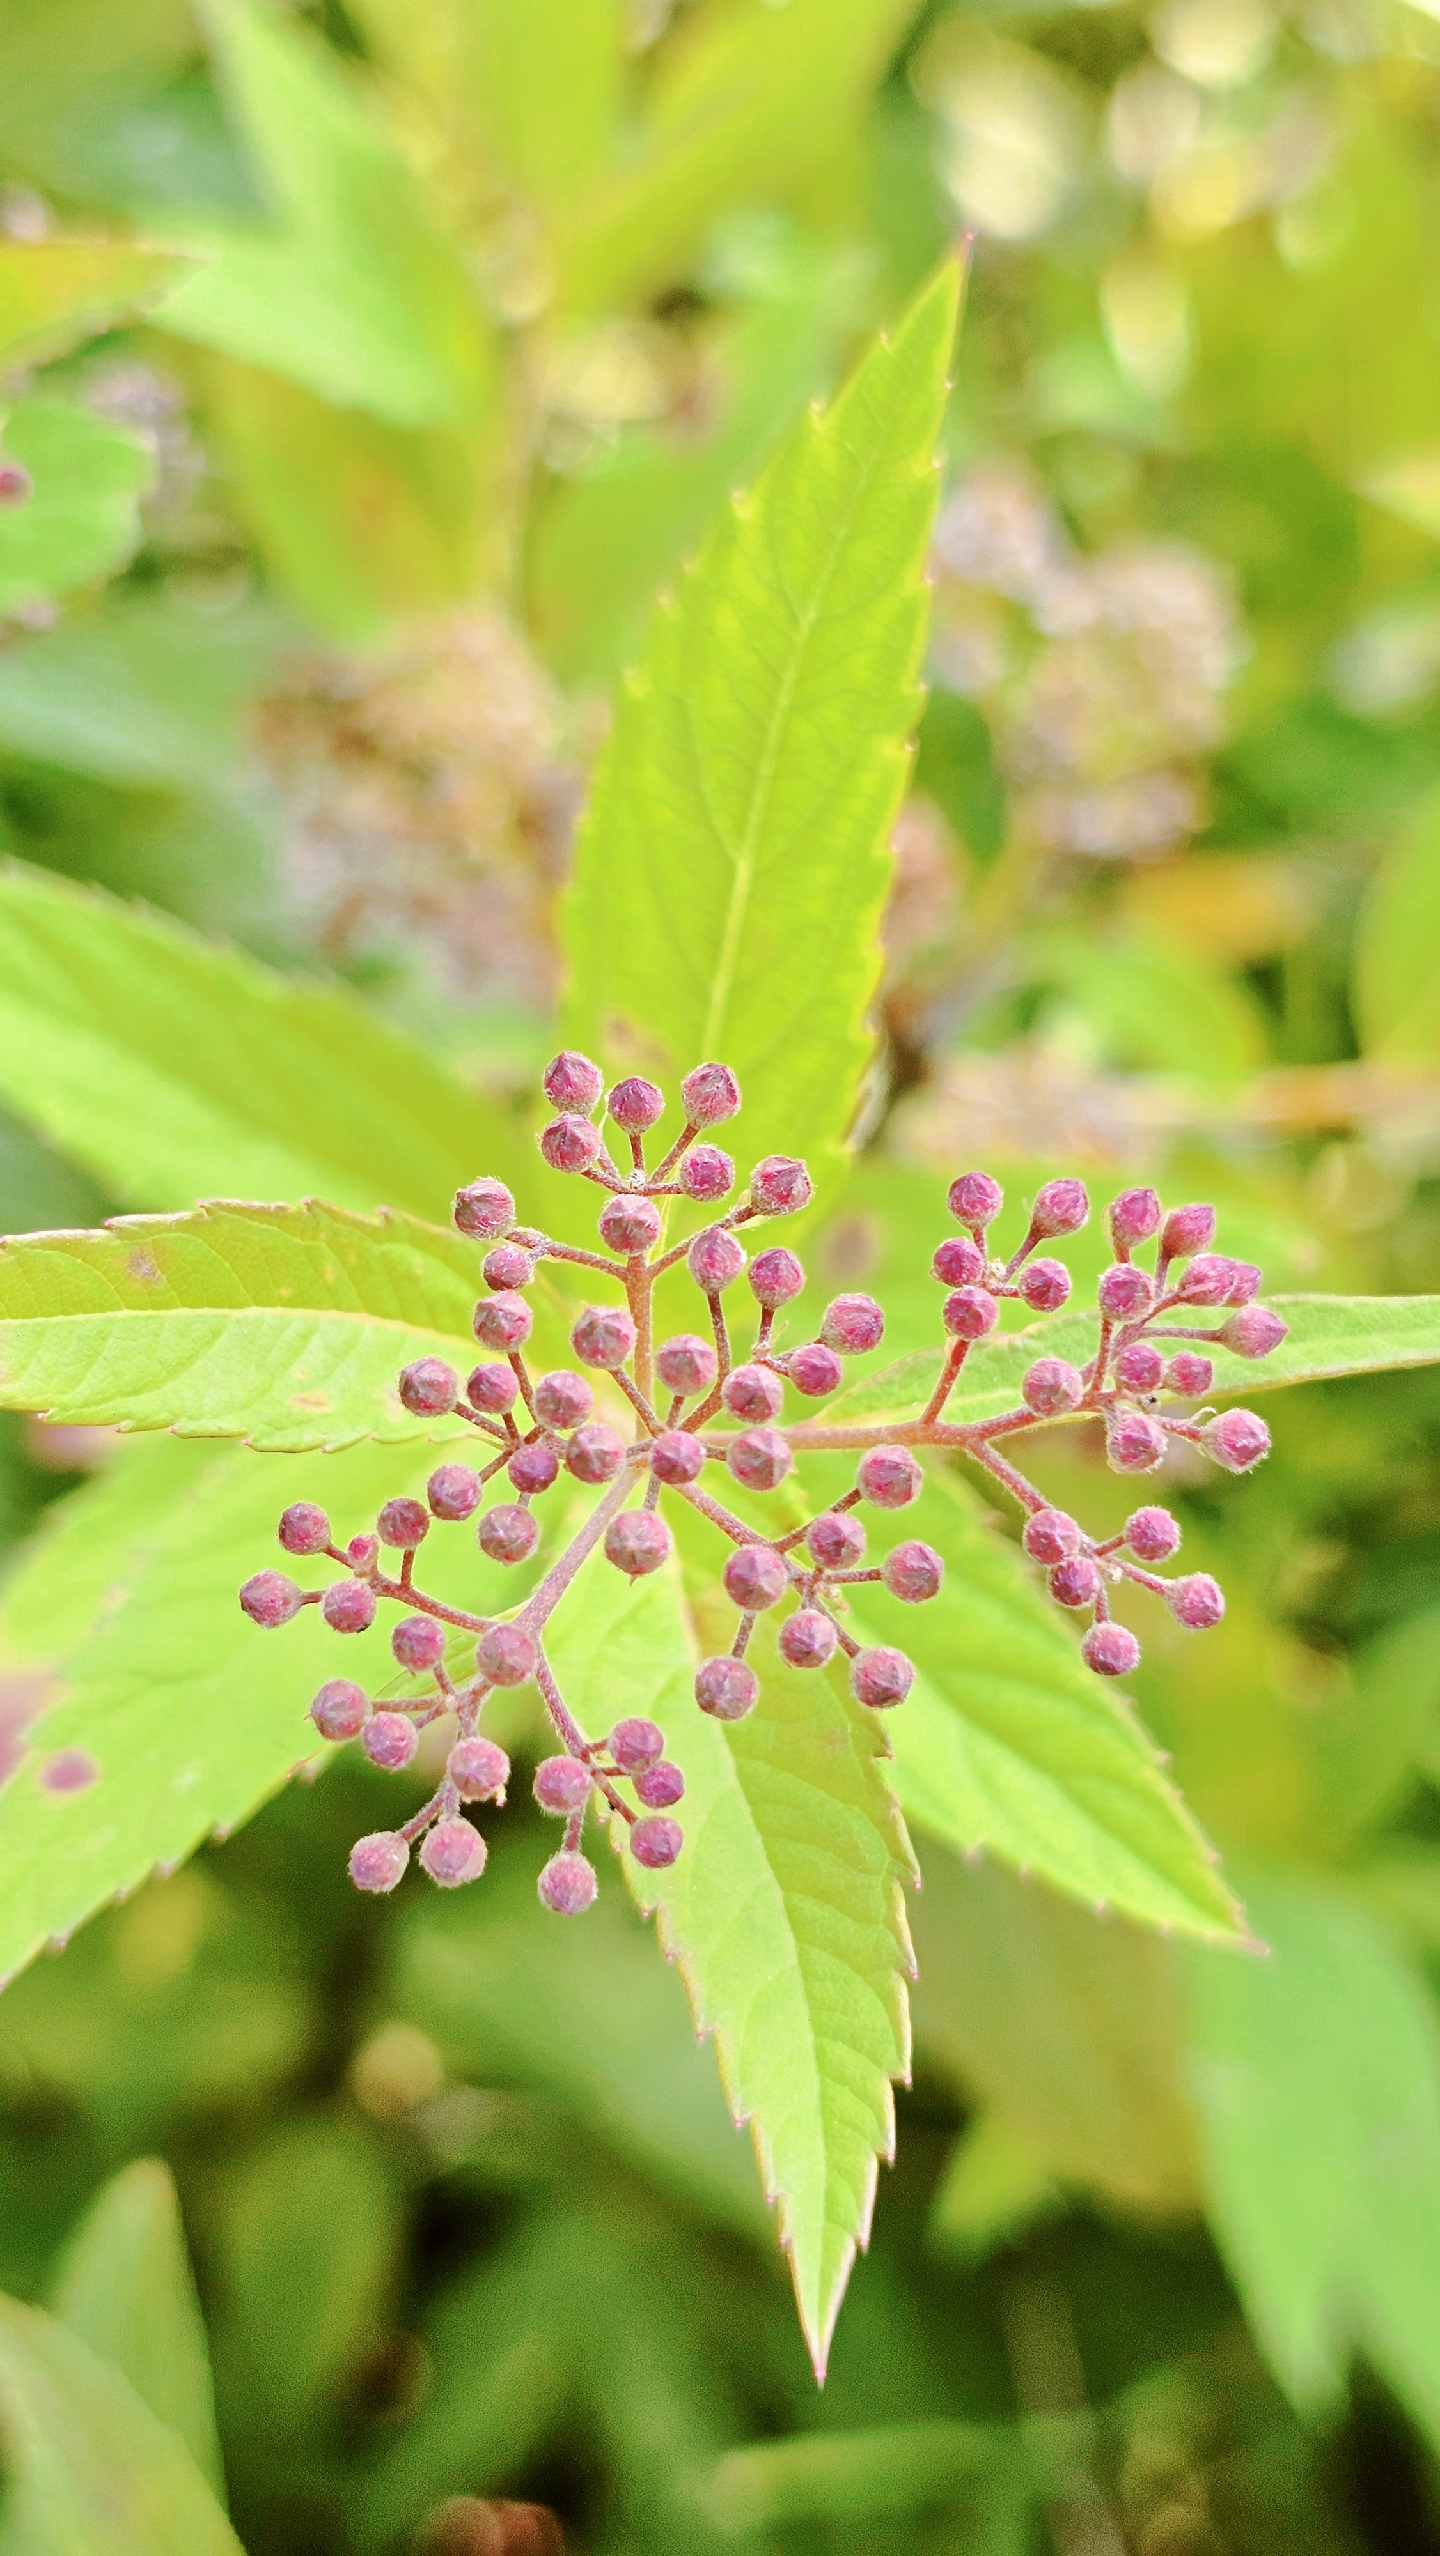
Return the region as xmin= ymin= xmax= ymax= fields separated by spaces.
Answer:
xmin=377 ymin=1497 xmax=429 ymax=1550
xmin=948 ymin=1171 xmax=1003 ymax=1231
xmin=788 ymin=1342 xmax=843 ymax=1398
xmin=1178 ymin=1253 xmax=1237 ymax=1307
xmin=534 ymin=1755 xmax=592 ymax=1813
xmin=1160 ymin=1201 xmax=1216 ymax=1261
xmin=681 ymin=1144 xmax=734 ymax=1202
xmin=857 ymin=1445 xmax=922 ymax=1509
xmin=1125 ymin=1505 xmax=1181 ymax=1561
xmin=399 ymin=1358 xmax=458 ymax=1416
xmin=722 ymin=1363 xmax=784 ymax=1423
xmin=778 ymin=1609 xmax=838 ymax=1669
xmin=564 ymin=1422 xmax=627 ymax=1485
xmin=635 ymin=1760 xmax=685 ymax=1809
xmin=1165 ymin=1351 xmax=1213 ymax=1397
xmin=1023 ymin=1508 xmax=1081 ymax=1565
xmin=311 ymin=1678 xmax=367 ymax=1741
xmin=881 ymin=1541 xmax=943 ymax=1603
xmin=1097 ymin=1264 xmax=1152 ymax=1321
xmin=478 ymin=1504 xmax=540 ymax=1564
xmin=571 ymin=1303 xmax=637 ymax=1369
xmin=657 ymin=1333 xmax=717 ymax=1395
xmin=695 ymin=1656 xmax=759 ymax=1720
xmin=943 ymin=1285 xmax=998 ymax=1340
xmin=749 ymin=1246 xmax=805 ymax=1306
xmin=1105 ymin=1408 xmax=1167 ymax=1474
xmin=651 ymin=1428 xmax=705 ymax=1485
xmin=322 ymin=1580 xmax=377 ymax=1634
xmin=454 ymin=1177 xmax=515 ymax=1239
xmin=364 ymin=1711 xmax=419 ymax=1770
xmin=1050 ymin=1555 xmax=1101 ymax=1608
xmin=543 ymin=1050 xmax=604 ymax=1112
xmin=688 ymin=1227 xmax=747 ymax=1293
xmin=540 ymin=1114 xmax=603 ymax=1174
xmin=724 ymin=1544 xmax=788 ymax=1610
xmin=727 ymin=1428 xmax=793 ymax=1492
xmin=631 ymin=1815 xmax=683 ymax=1869
xmin=1108 ymin=1188 xmax=1162 ymax=1252
xmin=610 ymin=1717 xmax=665 ymax=1773
xmin=448 ymin=1736 xmax=510 ymax=1799
xmin=421 ymin=1819 xmax=488 ymax=1887
xmin=750 ymin=1155 xmax=812 ymax=1216
xmin=1081 ymin=1621 xmax=1140 ymax=1677
xmin=932 ymin=1236 xmax=986 ymax=1288
xmin=599 ymin=1195 xmax=662 ymax=1255
xmin=604 ymin=1511 xmax=673 ymax=1577
xmin=608 ymin=1076 xmax=665 ymax=1132
xmin=467 ymin=1361 xmax=520 ymax=1414
xmin=279 ymin=1501 xmax=330 ymax=1555
xmin=508 ymin=1440 xmax=560 ymax=1496
xmin=473 ymin=1292 xmax=532 ymax=1352
xmin=1220 ymin=1305 xmax=1287 ymax=1359
xmin=682 ymin=1062 xmax=741 ymax=1126
xmin=850 ymin=1645 xmax=915 ymax=1708
xmin=533 ymin=1369 xmax=594 ymax=1430
xmin=1029 ymin=1179 xmax=1089 ymax=1239
xmin=482 ymin=1241 xmax=533 ymax=1292
xmin=1168 ymin=1572 xmax=1225 ymax=1628
xmin=1114 ymin=1342 xmax=1164 ymax=1395
xmin=1019 ymin=1258 xmax=1071 ymax=1313
xmin=821 ymin=1294 xmax=885 ymax=1355
xmin=807 ymin=1510 xmax=866 ymax=1570
xmin=349 ymin=1831 xmax=409 ymax=1894
xmin=393 ymin=1614 xmax=446 ymax=1671
xmin=538 ymin=1851 xmax=598 ymax=1914
xmin=477 ymin=1624 xmax=537 ymax=1686
xmin=1022 ymin=1356 xmax=1084 ymax=1417
xmin=1202 ymin=1408 xmax=1271 ymax=1473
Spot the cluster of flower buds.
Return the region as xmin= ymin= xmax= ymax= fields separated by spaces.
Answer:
xmin=241 ymin=1051 xmax=1283 ymax=1907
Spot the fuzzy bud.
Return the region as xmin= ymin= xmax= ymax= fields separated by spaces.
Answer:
xmin=635 ymin=1761 xmax=685 ymax=1809
xmin=564 ymin=1422 xmax=627 ymax=1485
xmin=346 ymin=1534 xmax=378 ymax=1572
xmin=508 ymin=1439 xmax=560 ymax=1496
xmin=1160 ymin=1201 xmax=1216 ymax=1261
xmin=749 ymin=1246 xmax=805 ymax=1307
xmin=454 ymin=1178 xmax=515 ymax=1240
xmin=1165 ymin=1351 xmax=1214 ymax=1397
xmin=1178 ymin=1254 xmax=1238 ymax=1308
xmin=682 ymin=1061 xmax=741 ymax=1126
xmin=608 ymin=1076 xmax=665 ymax=1133
xmin=571 ymin=1303 xmax=637 ymax=1369
xmin=1220 ymin=1305 xmax=1288 ymax=1360
xmin=1225 ymin=1262 xmax=1263 ymax=1305
xmin=651 ymin=1428 xmax=705 ymax=1485
xmin=1023 ymin=1509 xmax=1081 ymax=1566
xmin=599 ymin=1195 xmax=662 ymax=1256
xmin=681 ymin=1145 xmax=734 ymax=1203
xmin=807 ymin=1510 xmax=867 ymax=1570
xmin=1018 ymin=1258 xmax=1071 ymax=1314
xmin=322 ymin=1580 xmax=377 ymax=1634
xmin=722 ymin=1363 xmax=784 ymax=1423
xmin=821 ymin=1294 xmax=885 ymax=1356
xmin=881 ymin=1541 xmax=943 ymax=1603
xmin=631 ymin=1815 xmax=683 ymax=1869
xmin=538 ymin=1852 xmax=598 ymax=1914
xmin=1097 ymin=1264 xmax=1152 ymax=1321
xmin=1202 ymin=1408 xmax=1271 ymax=1473
xmin=540 ymin=1114 xmax=604 ymax=1174
xmin=727 ymin=1428 xmax=793 ymax=1493
xmin=943 ymin=1285 xmax=998 ymax=1341
xmin=1108 ymin=1188 xmax=1162 ymax=1252
xmin=932 ymin=1236 xmax=986 ymax=1288
xmin=750 ymin=1155 xmax=812 ymax=1216
xmin=392 ymin=1614 xmax=446 ymax=1672
xmin=657 ymin=1334 xmax=717 ymax=1396
xmin=377 ymin=1497 xmax=429 ymax=1550
xmin=349 ymin=1832 xmax=409 ymax=1894
xmin=466 ymin=1362 xmax=520 ymax=1415
xmin=778 ymin=1609 xmax=838 ymax=1669
xmin=695 ymin=1656 xmax=759 ymax=1720
xmin=1029 ymin=1179 xmax=1089 ymax=1239
xmin=1168 ymin=1572 xmax=1226 ymax=1629
xmin=482 ymin=1241 xmax=533 ymax=1292
xmin=609 ymin=1717 xmax=665 ymax=1773
xmin=477 ymin=1624 xmax=537 ymax=1687
xmin=534 ymin=1755 xmax=592 ymax=1813
xmin=310 ymin=1678 xmax=368 ymax=1742
xmin=1022 ymin=1356 xmax=1084 ymax=1417
xmin=1082 ymin=1621 xmax=1140 ymax=1678
xmin=279 ymin=1502 xmax=330 ymax=1556
xmin=788 ymin=1342 xmax=843 ymax=1398
xmin=1125 ymin=1505 xmax=1181 ymax=1561
xmin=363 ymin=1711 xmax=419 ymax=1770
xmin=1114 ymin=1342 xmax=1164 ymax=1395
xmin=857 ymin=1445 xmax=922 ymax=1509
xmin=1105 ymin=1408 xmax=1167 ymax=1474
xmin=1050 ymin=1554 xmax=1101 ymax=1608
xmin=605 ymin=1510 xmax=673 ymax=1577
xmin=687 ymin=1227 xmax=747 ymax=1293
xmin=533 ymin=1370 xmax=594 ymax=1430
xmin=724 ymin=1544 xmax=788 ymax=1611
xmin=399 ymin=1358 xmax=458 ymax=1417
xmin=420 ymin=1819 xmax=488 ymax=1888
xmin=448 ymin=1736 xmax=510 ymax=1800
xmin=478 ymin=1504 xmax=540 ymax=1564
xmin=850 ymin=1645 xmax=915 ymax=1708
xmin=948 ymin=1171 xmax=1003 ymax=1230
xmin=543 ymin=1050 xmax=603 ymax=1111
xmin=473 ymin=1292 xmax=532 ymax=1352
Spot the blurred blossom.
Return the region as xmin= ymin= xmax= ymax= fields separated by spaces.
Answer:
xmin=1029 ymin=770 xmax=1202 ymax=859
xmin=1328 ymin=598 xmax=1440 ymax=717
xmin=914 ymin=28 xmax=1091 ymax=241
xmin=1149 ymin=87 xmax=1332 ymax=238
xmin=0 ymin=187 xmax=49 ymax=242
xmin=932 ymin=459 xmax=1070 ymax=606
xmin=82 ymin=360 xmax=205 ymax=529
xmin=1108 ymin=62 xmax=1207 ymax=184
xmin=1100 ymin=255 xmax=1192 ymax=398
xmin=1151 ymin=0 xmax=1279 ymax=88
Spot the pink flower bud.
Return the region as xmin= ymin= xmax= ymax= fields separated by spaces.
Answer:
xmin=1108 ymin=1188 xmax=1162 ymax=1251
xmin=345 ymin=1534 xmax=378 ymax=1571
xmin=657 ymin=1333 xmax=717 ymax=1395
xmin=932 ymin=1236 xmax=985 ymax=1287
xmin=1168 ymin=1573 xmax=1225 ymax=1629
xmin=543 ymin=1051 xmax=603 ymax=1112
xmin=681 ymin=1144 xmax=735 ymax=1202
xmin=1097 ymin=1264 xmax=1152 ymax=1321
xmin=727 ymin=1428 xmax=793 ymax=1492
xmin=631 ymin=1814 xmax=683 ymax=1869
xmin=1022 ymin=1357 xmax=1084 ymax=1417
xmin=723 ymin=1363 xmax=784 ymax=1422
xmin=1203 ymin=1408 xmax=1271 ymax=1473
xmin=311 ymin=1678 xmax=368 ymax=1741
xmin=474 ymin=1292 xmax=532 ymax=1352
xmin=857 ymin=1446 xmax=923 ymax=1509
xmin=605 ymin=1509 xmax=673 ymax=1577
xmin=537 ymin=1851 xmax=598 ymax=1913
xmin=454 ymin=1177 xmax=516 ymax=1239
xmin=688 ymin=1228 xmax=747 ymax=1293
xmin=749 ymin=1246 xmax=805 ymax=1306
xmin=571 ymin=1303 xmax=637 ymax=1368
xmin=392 ymin=1614 xmax=446 ymax=1671
xmin=377 ymin=1498 xmax=429 ymax=1550
xmin=948 ymin=1171 xmax=1003 ymax=1230
xmin=750 ymin=1155 xmax=812 ymax=1215
xmin=421 ymin=1818 xmax=489 ymax=1887
xmin=1178 ymin=1254 xmax=1237 ymax=1307
xmin=850 ymin=1645 xmax=915 ymax=1708
xmin=1114 ymin=1342 xmax=1164 ymax=1395
xmin=477 ymin=1624 xmax=537 ymax=1687
xmin=943 ymin=1285 xmax=998 ymax=1340
xmin=1225 ymin=1262 xmax=1263 ymax=1305
xmin=608 ymin=1075 xmax=666 ymax=1132
xmin=1082 ymin=1622 xmax=1140 ymax=1678
xmin=635 ymin=1761 xmax=685 ymax=1809
xmin=788 ymin=1342 xmax=843 ymax=1398
xmin=322 ymin=1580 xmax=377 ymax=1634
xmin=1022 ymin=1509 xmax=1081 ymax=1566
xmin=1160 ymin=1201 xmax=1216 ymax=1261
xmin=882 ymin=1540 xmax=943 ymax=1603
xmin=1105 ymin=1408 xmax=1167 ymax=1474
xmin=695 ymin=1656 xmax=759 ymax=1720
xmin=724 ymin=1544 xmax=788 ymax=1610
xmin=1165 ymin=1351 xmax=1213 ymax=1397
xmin=533 ymin=1369 xmax=594 ymax=1430
xmin=448 ymin=1736 xmax=510 ymax=1799
xmin=364 ymin=1711 xmax=419 ymax=1770
xmin=651 ymin=1428 xmax=705 ymax=1485
xmin=482 ymin=1241 xmax=533 ymax=1292
xmin=1220 ymin=1305 xmax=1288 ymax=1359
xmin=508 ymin=1440 xmax=560 ymax=1496
xmin=399 ymin=1358 xmax=458 ymax=1416
xmin=478 ymin=1503 xmax=540 ymax=1564
xmin=1050 ymin=1555 xmax=1101 ymax=1608
xmin=534 ymin=1755 xmax=591 ymax=1813
xmin=1125 ymin=1505 xmax=1181 ymax=1561
xmin=349 ymin=1831 xmax=409 ymax=1893
xmin=279 ymin=1502 xmax=330 ymax=1555
xmin=610 ymin=1717 xmax=665 ymax=1773
xmin=682 ymin=1061 xmax=741 ymax=1126
xmin=821 ymin=1293 xmax=886 ymax=1355
xmin=1029 ymin=1179 xmax=1089 ymax=1238
xmin=599 ymin=1195 xmax=662 ymax=1255
xmin=467 ymin=1361 xmax=520 ymax=1414
xmin=779 ymin=1609 xmax=838 ymax=1669
xmin=540 ymin=1114 xmax=603 ymax=1173
xmin=564 ymin=1423 xmax=627 ymax=1485
xmin=807 ymin=1511 xmax=866 ymax=1570
xmin=1019 ymin=1258 xmax=1071 ymax=1313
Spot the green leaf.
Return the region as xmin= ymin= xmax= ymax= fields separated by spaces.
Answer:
xmin=153 ymin=0 xmax=496 ymax=429
xmin=927 ymin=2112 xmax=1063 ymax=2261
xmin=829 ymin=1293 xmax=1440 ymax=1430
xmin=0 ymin=593 xmax=282 ymax=788
xmin=561 ymin=261 xmax=958 ymax=1183
xmin=1353 ymin=788 xmax=1440 ymax=1062
xmin=48 ymin=2162 xmax=223 ymax=2498
xmin=546 ymin=1541 xmax=916 ymax=2377
xmin=851 ymin=1469 xmax=1242 ymax=1943
xmin=0 ymin=2295 xmax=243 ymax=2555
xmin=703 ymin=2419 xmax=1023 ymax=2541
xmin=0 ymin=862 xmax=522 ymax=1217
xmin=0 ymin=240 xmax=190 ymax=368
xmin=0 ymin=1201 xmax=481 ymax=1449
xmin=1187 ymin=1867 xmax=1440 ymax=2447
xmin=1020 ymin=924 xmax=1270 ymax=1086
xmin=0 ymin=402 xmax=150 ymax=614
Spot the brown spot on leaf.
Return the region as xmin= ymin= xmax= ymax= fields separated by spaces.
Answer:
xmin=292 ymin=1391 xmax=331 ymax=1410
xmin=126 ymin=1248 xmax=164 ymax=1285
xmin=40 ymin=1747 xmax=98 ymax=1794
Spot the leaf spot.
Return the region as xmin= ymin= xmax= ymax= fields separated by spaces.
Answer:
xmin=40 ymin=1747 xmax=99 ymax=1794
xmin=125 ymin=1247 xmax=164 ymax=1284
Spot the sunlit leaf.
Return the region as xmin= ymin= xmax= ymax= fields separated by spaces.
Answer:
xmin=48 ymin=2161 xmax=223 ymax=2497
xmin=0 ymin=239 xmax=190 ymax=368
xmin=1353 ymin=786 xmax=1440 ymax=1063
xmin=0 ymin=402 xmax=150 ymax=614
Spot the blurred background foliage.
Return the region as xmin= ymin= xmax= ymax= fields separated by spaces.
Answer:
xmin=2 ymin=0 xmax=1440 ymax=2548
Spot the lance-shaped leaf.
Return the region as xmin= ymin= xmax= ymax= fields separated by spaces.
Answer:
xmin=49 ymin=2161 xmax=223 ymax=2498
xmin=546 ymin=1539 xmax=915 ymax=2377
xmin=844 ymin=1469 xmax=1244 ymax=1943
xmin=0 ymin=862 xmax=526 ymax=1218
xmin=561 ymin=262 xmax=958 ymax=1182
xmin=0 ymin=240 xmax=192 ymax=369
xmin=0 ymin=1201 xmax=483 ymax=1451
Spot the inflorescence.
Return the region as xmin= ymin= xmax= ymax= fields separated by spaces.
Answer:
xmin=241 ymin=1052 xmax=1284 ymax=1909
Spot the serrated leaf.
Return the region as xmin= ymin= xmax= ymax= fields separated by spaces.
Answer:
xmin=0 ymin=2295 xmax=243 ymax=2556
xmin=561 ymin=262 xmax=958 ymax=1182
xmin=154 ymin=0 xmax=496 ymax=429
xmin=0 ymin=1201 xmax=481 ymax=1450
xmin=1187 ymin=1867 xmax=1440 ymax=2447
xmin=828 ymin=1293 xmax=1440 ymax=1430
xmin=0 ymin=401 xmax=150 ymax=613
xmin=545 ymin=1543 xmax=915 ymax=2377
xmin=48 ymin=2162 xmax=223 ymax=2498
xmin=847 ymin=1469 xmax=1242 ymax=1942
xmin=0 ymin=862 xmax=524 ymax=1217
xmin=0 ymin=240 xmax=191 ymax=369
